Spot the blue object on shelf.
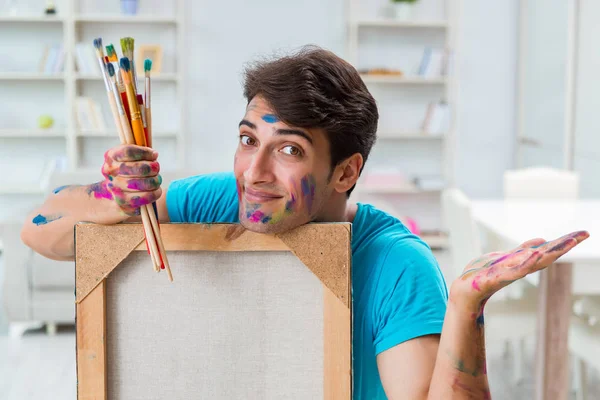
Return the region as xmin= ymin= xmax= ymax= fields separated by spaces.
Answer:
xmin=120 ymin=0 xmax=139 ymax=15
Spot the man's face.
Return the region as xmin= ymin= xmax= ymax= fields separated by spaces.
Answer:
xmin=234 ymin=96 xmax=334 ymax=234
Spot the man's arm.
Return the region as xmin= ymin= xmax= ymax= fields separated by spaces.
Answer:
xmin=377 ymin=335 xmax=439 ymax=399
xmin=379 ymin=231 xmax=589 ymax=399
xmin=21 ymin=144 xmax=164 ymax=261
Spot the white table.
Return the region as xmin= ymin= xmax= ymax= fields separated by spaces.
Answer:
xmin=471 ymin=200 xmax=600 ymax=400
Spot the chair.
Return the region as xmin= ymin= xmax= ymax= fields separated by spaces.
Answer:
xmin=503 ymin=167 xmax=580 ymax=200
xmin=442 ymin=188 xmax=538 ymax=384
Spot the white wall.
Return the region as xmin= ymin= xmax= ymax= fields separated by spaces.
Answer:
xmin=0 ymin=0 xmax=520 ymax=223
xmin=453 ymin=0 xmax=518 ymax=198
xmin=182 ymin=0 xmax=519 ymax=197
xmin=183 ymin=0 xmax=347 ymax=173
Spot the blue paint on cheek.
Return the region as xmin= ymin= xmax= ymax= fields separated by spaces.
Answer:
xmin=261 ymin=114 xmax=279 ymax=123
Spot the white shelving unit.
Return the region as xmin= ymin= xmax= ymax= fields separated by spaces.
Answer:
xmin=0 ymin=0 xmax=186 ymax=194
xmin=347 ymin=0 xmax=460 ymax=249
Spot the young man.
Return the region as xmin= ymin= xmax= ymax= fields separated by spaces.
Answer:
xmin=22 ymin=46 xmax=588 ymax=399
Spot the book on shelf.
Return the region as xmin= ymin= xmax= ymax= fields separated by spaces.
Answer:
xmin=74 ymin=42 xmax=101 ymax=75
xmin=75 ymin=97 xmax=107 ymax=131
xmin=38 ymin=44 xmax=65 ymax=74
xmin=416 ymin=47 xmax=453 ymax=78
xmin=421 ymin=101 xmax=451 ymax=135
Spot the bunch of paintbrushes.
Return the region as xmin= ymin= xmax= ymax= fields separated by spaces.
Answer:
xmin=93 ymin=37 xmax=173 ymax=281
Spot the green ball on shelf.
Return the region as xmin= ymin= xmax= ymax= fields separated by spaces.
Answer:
xmin=38 ymin=115 xmax=54 ymax=129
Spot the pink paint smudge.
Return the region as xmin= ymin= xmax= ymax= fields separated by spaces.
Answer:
xmin=248 ymin=210 xmax=265 ymax=223
xmin=87 ymin=181 xmax=113 ymax=200
xmin=472 ymin=279 xmax=481 ymax=292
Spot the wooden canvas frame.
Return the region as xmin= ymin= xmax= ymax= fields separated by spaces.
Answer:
xmin=75 ymin=223 xmax=351 ymax=400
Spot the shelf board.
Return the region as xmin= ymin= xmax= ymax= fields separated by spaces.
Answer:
xmin=0 ymin=185 xmax=44 ymax=195
xmin=354 ymin=19 xmax=448 ymax=28
xmin=0 ymin=15 xmax=64 ymax=23
xmin=77 ymin=130 xmax=177 ymax=138
xmin=377 ymin=131 xmax=445 ymax=139
xmin=360 ymin=74 xmax=447 ymax=84
xmin=75 ymin=15 xmax=178 ymax=23
xmin=0 ymin=129 xmax=65 ymax=138
xmin=75 ymin=73 xmax=178 ymax=82
xmin=0 ymin=73 xmax=64 ymax=81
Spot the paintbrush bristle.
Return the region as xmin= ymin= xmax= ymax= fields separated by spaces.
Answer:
xmin=119 ymin=57 xmax=131 ymax=72
xmin=120 ymin=37 xmax=134 ymax=59
xmin=106 ymin=44 xmax=118 ymax=62
xmin=93 ymin=37 xmax=103 ymax=50
xmin=107 ymin=63 xmax=115 ymax=78
xmin=144 ymin=59 xmax=152 ymax=73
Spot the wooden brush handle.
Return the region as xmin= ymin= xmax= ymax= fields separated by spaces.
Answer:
xmin=145 ymin=108 xmax=152 ymax=148
xmin=119 ymin=114 xmax=135 ymax=145
xmin=107 ymin=94 xmax=126 ymax=144
xmin=130 ymin=116 xmax=146 ymax=147
xmin=146 ymin=205 xmax=172 ymax=281
xmin=140 ymin=206 xmax=161 ymax=272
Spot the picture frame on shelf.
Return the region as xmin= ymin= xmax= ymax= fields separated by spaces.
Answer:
xmin=136 ymin=44 xmax=163 ymax=75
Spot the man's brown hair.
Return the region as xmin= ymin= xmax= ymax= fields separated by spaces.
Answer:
xmin=243 ymin=45 xmax=379 ymax=196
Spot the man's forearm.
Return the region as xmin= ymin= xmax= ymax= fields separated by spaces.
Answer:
xmin=428 ymin=287 xmax=491 ymax=399
xmin=21 ymin=183 xmax=126 ymax=261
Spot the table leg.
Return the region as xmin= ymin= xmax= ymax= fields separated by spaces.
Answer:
xmin=534 ymin=262 xmax=573 ymax=400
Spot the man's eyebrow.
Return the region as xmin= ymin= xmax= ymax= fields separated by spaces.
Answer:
xmin=239 ymin=119 xmax=256 ymax=130
xmin=275 ymin=128 xmax=313 ymax=145
xmin=238 ymin=120 xmax=313 ymax=145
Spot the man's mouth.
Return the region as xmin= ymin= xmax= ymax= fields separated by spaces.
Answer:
xmin=244 ymin=187 xmax=284 ymax=203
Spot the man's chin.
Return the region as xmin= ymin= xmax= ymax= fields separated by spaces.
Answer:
xmin=239 ymin=218 xmax=299 ymax=234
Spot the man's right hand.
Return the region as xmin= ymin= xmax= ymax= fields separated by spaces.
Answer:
xmin=102 ymin=144 xmax=163 ymax=216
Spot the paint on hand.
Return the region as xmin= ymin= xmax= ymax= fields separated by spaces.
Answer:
xmin=126 ymin=176 xmax=161 ymax=191
xmin=87 ymin=181 xmax=113 ymax=200
xmin=261 ymin=114 xmax=279 ymax=123
xmin=32 ymin=213 xmax=62 ymax=226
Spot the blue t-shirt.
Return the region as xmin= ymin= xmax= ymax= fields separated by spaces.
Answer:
xmin=166 ymin=172 xmax=448 ymax=399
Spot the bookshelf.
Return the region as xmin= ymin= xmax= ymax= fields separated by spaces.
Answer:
xmin=0 ymin=0 xmax=185 ymax=195
xmin=347 ymin=0 xmax=460 ymax=249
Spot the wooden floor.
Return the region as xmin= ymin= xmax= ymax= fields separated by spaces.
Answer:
xmin=1 ymin=251 xmax=599 ymax=399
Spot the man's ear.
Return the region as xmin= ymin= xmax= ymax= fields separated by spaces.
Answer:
xmin=332 ymin=153 xmax=363 ymax=194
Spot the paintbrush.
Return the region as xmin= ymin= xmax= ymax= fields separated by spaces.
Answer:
xmin=141 ymin=57 xmax=167 ymax=272
xmin=105 ymin=44 xmax=119 ymax=74
xmin=120 ymin=37 xmax=138 ymax=93
xmin=119 ymin=58 xmax=146 ymax=146
xmin=120 ymin=57 xmax=173 ymax=280
xmin=144 ymin=59 xmax=152 ymax=148
xmin=93 ymin=38 xmax=125 ymax=143
xmin=107 ymin=62 xmax=162 ymax=273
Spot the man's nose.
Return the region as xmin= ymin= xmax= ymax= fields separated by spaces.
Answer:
xmin=244 ymin=149 xmax=275 ymax=185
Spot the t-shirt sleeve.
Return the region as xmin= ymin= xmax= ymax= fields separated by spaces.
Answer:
xmin=372 ymin=238 xmax=448 ymax=355
xmin=165 ymin=172 xmax=239 ymax=223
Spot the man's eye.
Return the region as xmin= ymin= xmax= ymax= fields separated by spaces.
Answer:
xmin=240 ymin=135 xmax=256 ymax=146
xmin=281 ymin=145 xmax=301 ymax=156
